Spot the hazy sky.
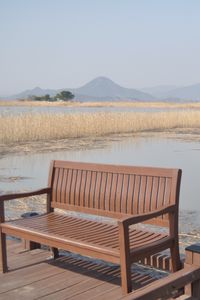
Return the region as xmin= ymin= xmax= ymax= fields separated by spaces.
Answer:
xmin=1 ymin=0 xmax=200 ymax=95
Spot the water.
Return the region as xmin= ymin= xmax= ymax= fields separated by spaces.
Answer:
xmin=0 ymin=105 xmax=180 ymax=116
xmin=1 ymin=136 xmax=200 ymax=211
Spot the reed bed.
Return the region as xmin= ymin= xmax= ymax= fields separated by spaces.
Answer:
xmin=2 ymin=100 xmax=200 ymax=109
xmin=1 ymin=110 xmax=200 ymax=144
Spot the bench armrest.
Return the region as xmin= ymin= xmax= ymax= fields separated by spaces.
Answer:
xmin=118 ymin=205 xmax=176 ymax=227
xmin=117 ymin=205 xmax=177 ymax=269
xmin=0 ymin=187 xmax=51 ymax=202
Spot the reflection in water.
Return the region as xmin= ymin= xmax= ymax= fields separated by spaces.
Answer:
xmin=0 ymin=136 xmax=200 ymax=211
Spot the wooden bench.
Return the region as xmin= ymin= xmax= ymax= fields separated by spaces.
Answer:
xmin=0 ymin=160 xmax=182 ymax=294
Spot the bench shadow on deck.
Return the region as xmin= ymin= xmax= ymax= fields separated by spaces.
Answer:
xmin=0 ymin=239 xmax=166 ymax=300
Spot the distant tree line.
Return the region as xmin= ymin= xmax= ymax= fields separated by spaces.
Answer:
xmin=30 ymin=91 xmax=75 ymax=102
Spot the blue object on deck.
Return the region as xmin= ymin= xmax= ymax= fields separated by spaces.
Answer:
xmin=21 ymin=212 xmax=39 ymax=218
xmin=185 ymin=243 xmax=200 ymax=254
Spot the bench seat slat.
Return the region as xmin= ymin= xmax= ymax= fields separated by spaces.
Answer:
xmin=2 ymin=212 xmax=170 ymax=258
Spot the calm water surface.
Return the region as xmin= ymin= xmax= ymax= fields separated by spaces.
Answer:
xmin=0 ymin=136 xmax=200 ymax=211
xmin=0 ymin=105 xmax=181 ymax=115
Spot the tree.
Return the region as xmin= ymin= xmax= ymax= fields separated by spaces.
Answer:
xmin=32 ymin=95 xmax=43 ymax=101
xmin=44 ymin=94 xmax=50 ymax=101
xmin=31 ymin=94 xmax=53 ymax=101
xmin=55 ymin=90 xmax=75 ymax=101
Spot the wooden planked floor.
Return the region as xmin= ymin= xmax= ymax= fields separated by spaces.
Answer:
xmin=0 ymin=240 xmax=193 ymax=300
xmin=0 ymin=239 xmax=168 ymax=300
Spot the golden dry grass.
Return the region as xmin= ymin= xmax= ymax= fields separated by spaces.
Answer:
xmin=1 ymin=100 xmax=200 ymax=109
xmin=1 ymin=110 xmax=200 ymax=144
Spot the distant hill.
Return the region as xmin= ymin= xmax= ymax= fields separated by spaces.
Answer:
xmin=70 ymin=77 xmax=154 ymax=101
xmin=161 ymin=83 xmax=200 ymax=101
xmin=141 ymin=83 xmax=200 ymax=101
xmin=10 ymin=87 xmax=58 ymax=99
xmin=2 ymin=77 xmax=154 ymax=102
xmin=141 ymin=85 xmax=178 ymax=98
xmin=2 ymin=77 xmax=200 ymax=102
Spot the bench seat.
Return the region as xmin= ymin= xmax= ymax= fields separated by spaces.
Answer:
xmin=2 ymin=212 xmax=171 ymax=262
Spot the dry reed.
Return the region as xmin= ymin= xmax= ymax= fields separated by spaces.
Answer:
xmin=2 ymin=100 xmax=200 ymax=109
xmin=1 ymin=110 xmax=200 ymax=144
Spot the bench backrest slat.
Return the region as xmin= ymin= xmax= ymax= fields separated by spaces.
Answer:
xmin=49 ymin=160 xmax=181 ymax=226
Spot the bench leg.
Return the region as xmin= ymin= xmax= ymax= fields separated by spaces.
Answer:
xmin=119 ymin=223 xmax=132 ymax=294
xmin=191 ymin=279 xmax=200 ymax=299
xmin=51 ymin=247 xmax=59 ymax=259
xmin=120 ymin=259 xmax=132 ymax=294
xmin=23 ymin=240 xmax=41 ymax=250
xmin=28 ymin=241 xmax=41 ymax=250
xmin=0 ymin=232 xmax=8 ymax=273
xmin=170 ymin=242 xmax=181 ymax=272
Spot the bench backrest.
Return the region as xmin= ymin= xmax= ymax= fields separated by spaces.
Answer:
xmin=48 ymin=160 xmax=181 ymax=227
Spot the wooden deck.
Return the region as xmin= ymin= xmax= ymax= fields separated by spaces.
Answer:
xmin=0 ymin=239 xmax=197 ymax=300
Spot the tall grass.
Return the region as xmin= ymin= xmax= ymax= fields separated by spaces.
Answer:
xmin=1 ymin=110 xmax=200 ymax=144
xmin=2 ymin=100 xmax=200 ymax=109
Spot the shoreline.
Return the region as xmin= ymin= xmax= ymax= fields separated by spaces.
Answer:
xmin=1 ymin=128 xmax=200 ymax=157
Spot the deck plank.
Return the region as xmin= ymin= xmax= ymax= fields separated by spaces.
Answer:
xmin=0 ymin=240 xmax=195 ymax=300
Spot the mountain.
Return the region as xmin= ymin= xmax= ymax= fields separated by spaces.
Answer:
xmin=3 ymin=77 xmax=154 ymax=102
xmin=3 ymin=77 xmax=200 ymax=102
xmin=141 ymin=83 xmax=200 ymax=101
xmin=71 ymin=77 xmax=154 ymax=101
xmin=141 ymin=85 xmax=178 ymax=99
xmin=11 ymin=86 xmax=58 ymax=99
xmin=162 ymin=83 xmax=200 ymax=101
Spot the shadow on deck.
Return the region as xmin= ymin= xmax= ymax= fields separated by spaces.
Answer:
xmin=0 ymin=240 xmax=199 ymax=300
xmin=0 ymin=239 xmax=165 ymax=300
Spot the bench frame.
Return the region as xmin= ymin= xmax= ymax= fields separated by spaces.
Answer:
xmin=0 ymin=160 xmax=182 ymax=294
